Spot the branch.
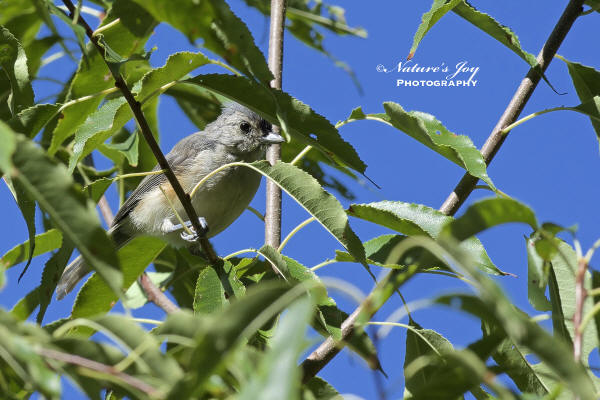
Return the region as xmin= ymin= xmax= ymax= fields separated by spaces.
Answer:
xmin=439 ymin=0 xmax=585 ymax=215
xmin=61 ymin=0 xmax=219 ymax=265
xmin=264 ymin=0 xmax=287 ymax=248
xmin=301 ymin=0 xmax=586 ymax=381
xmin=138 ymin=272 xmax=179 ymax=314
xmin=38 ymin=348 xmax=159 ymax=397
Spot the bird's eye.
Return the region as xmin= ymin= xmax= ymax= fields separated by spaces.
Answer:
xmin=240 ymin=122 xmax=251 ymax=133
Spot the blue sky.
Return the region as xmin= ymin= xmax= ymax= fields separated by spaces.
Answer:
xmin=1 ymin=1 xmax=600 ymax=398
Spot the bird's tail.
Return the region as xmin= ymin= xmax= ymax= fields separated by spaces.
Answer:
xmin=56 ymin=255 xmax=89 ymax=300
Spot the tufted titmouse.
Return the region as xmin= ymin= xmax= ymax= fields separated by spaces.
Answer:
xmin=56 ymin=103 xmax=284 ymax=299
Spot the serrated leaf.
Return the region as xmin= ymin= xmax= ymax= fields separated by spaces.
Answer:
xmin=302 ymin=376 xmax=342 ymax=400
xmin=48 ymin=0 xmax=156 ymax=155
xmin=10 ymin=286 xmax=40 ymax=321
xmin=259 ymin=244 xmax=290 ymax=279
xmin=349 ymin=103 xmax=493 ymax=189
xmin=9 ymin=133 xmax=121 ymax=295
xmin=452 ymin=1 xmax=538 ymax=68
xmin=441 ymin=197 xmax=538 ymax=241
xmin=24 ymin=35 xmax=59 ymax=76
xmin=348 ymin=201 xmax=502 ymax=275
xmin=0 ymin=25 xmax=34 ymax=115
xmin=408 ymin=0 xmax=462 ymax=59
xmin=11 ymin=103 xmax=60 ymax=138
xmin=238 ymin=298 xmax=313 ymax=400
xmin=68 ymin=52 xmax=210 ymax=170
xmin=186 ymin=74 xmax=367 ymax=174
xmin=103 ymin=130 xmax=139 ymax=167
xmin=194 ymin=261 xmax=245 ymax=314
xmin=243 ymin=161 xmax=365 ymax=263
xmin=131 ymin=0 xmax=272 ymax=84
xmin=0 ymin=120 xmax=16 ymax=173
xmin=70 ymin=236 xmax=166 ymax=324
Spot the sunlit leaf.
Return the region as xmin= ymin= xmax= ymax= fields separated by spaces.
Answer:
xmin=348 ymin=201 xmax=502 ymax=275
xmin=408 ymin=0 xmax=462 ymax=59
xmin=346 ymin=103 xmax=493 ymax=189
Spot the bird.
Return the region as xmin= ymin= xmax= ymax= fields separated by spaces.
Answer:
xmin=56 ymin=103 xmax=284 ymax=299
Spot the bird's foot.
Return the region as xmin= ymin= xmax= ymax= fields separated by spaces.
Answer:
xmin=162 ymin=217 xmax=209 ymax=242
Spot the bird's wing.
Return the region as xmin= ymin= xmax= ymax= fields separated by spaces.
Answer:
xmin=111 ymin=134 xmax=217 ymax=228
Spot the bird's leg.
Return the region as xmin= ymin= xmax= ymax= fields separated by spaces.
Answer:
xmin=161 ymin=217 xmax=209 ymax=242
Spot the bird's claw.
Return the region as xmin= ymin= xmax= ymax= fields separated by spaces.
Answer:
xmin=179 ymin=217 xmax=209 ymax=243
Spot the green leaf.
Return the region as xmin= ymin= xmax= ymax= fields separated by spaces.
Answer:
xmin=452 ymin=1 xmax=538 ymax=69
xmin=165 ymin=83 xmax=223 ymax=130
xmin=24 ymin=35 xmax=59 ymax=76
xmin=10 ymin=133 xmax=121 ymax=295
xmin=238 ymin=298 xmax=313 ymax=400
xmin=404 ymin=319 xmax=455 ymax=398
xmin=283 ymin=255 xmax=381 ymax=370
xmin=130 ymin=0 xmax=272 ymax=84
xmin=186 ymin=74 xmax=367 ymax=174
xmin=103 ymin=130 xmax=139 ymax=167
xmin=301 ymin=377 xmax=342 ymax=400
xmin=242 ymin=161 xmax=365 ymax=263
xmin=348 ymin=201 xmax=502 ymax=275
xmin=408 ymin=0 xmax=462 ymax=59
xmin=0 ymin=323 xmax=61 ymax=399
xmin=547 ymin=240 xmax=598 ymax=374
xmin=48 ymin=0 xmax=156 ymax=155
xmin=11 ymin=103 xmax=61 ymax=138
xmin=560 ymin=55 xmax=600 ymax=142
xmin=10 ymin=286 xmax=40 ymax=321
xmin=37 ymin=242 xmax=74 ymax=324
xmin=0 ymin=25 xmax=34 ymax=115
xmin=70 ymin=236 xmax=166 ymax=324
xmin=162 ymin=282 xmax=300 ymax=397
xmin=0 ymin=120 xmax=16 ymax=173
xmin=483 ymin=322 xmax=550 ymax=396
xmin=526 ymin=237 xmax=552 ymax=311
xmin=92 ymin=314 xmax=183 ymax=384
xmin=347 ymin=103 xmax=493 ymax=189
xmin=68 ymin=51 xmax=210 ymax=170
xmin=193 ymin=261 xmax=245 ymax=314
xmin=441 ymin=197 xmax=538 ymax=241
xmin=259 ymin=244 xmax=290 ymax=279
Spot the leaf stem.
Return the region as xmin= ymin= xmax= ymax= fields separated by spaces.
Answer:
xmin=246 ymin=206 xmax=265 ymax=222
xmin=311 ymin=259 xmax=336 ymax=271
xmin=290 ymin=145 xmax=312 ymax=166
xmin=92 ymin=18 xmax=120 ymax=37
xmin=278 ymin=216 xmax=315 ymax=251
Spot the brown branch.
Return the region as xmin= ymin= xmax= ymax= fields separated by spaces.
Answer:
xmin=439 ymin=0 xmax=585 ymax=215
xmin=38 ymin=348 xmax=159 ymax=397
xmin=264 ymin=0 xmax=287 ymax=248
xmin=138 ymin=272 xmax=179 ymax=314
xmin=98 ymin=195 xmax=114 ymax=226
xmin=301 ymin=0 xmax=585 ymax=381
xmin=61 ymin=0 xmax=219 ymax=265
xmin=573 ymin=257 xmax=588 ymax=362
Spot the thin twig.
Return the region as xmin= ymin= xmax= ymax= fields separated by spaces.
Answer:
xmin=300 ymin=0 xmax=586 ymax=381
xmin=37 ymin=348 xmax=159 ymax=397
xmin=138 ymin=272 xmax=179 ymax=314
xmin=97 ymin=196 xmax=114 ymax=226
xmin=439 ymin=0 xmax=585 ymax=216
xmin=61 ymin=0 xmax=219 ymax=265
xmin=264 ymin=0 xmax=287 ymax=248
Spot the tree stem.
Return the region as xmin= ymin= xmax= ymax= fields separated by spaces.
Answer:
xmin=300 ymin=0 xmax=586 ymax=381
xmin=265 ymin=0 xmax=287 ymax=248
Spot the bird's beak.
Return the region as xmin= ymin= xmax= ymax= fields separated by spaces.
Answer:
xmin=260 ymin=132 xmax=285 ymax=144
